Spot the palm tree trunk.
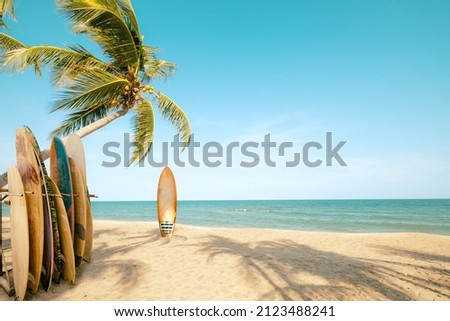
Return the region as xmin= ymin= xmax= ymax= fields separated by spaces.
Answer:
xmin=0 ymin=109 xmax=128 ymax=188
xmin=73 ymin=109 xmax=128 ymax=138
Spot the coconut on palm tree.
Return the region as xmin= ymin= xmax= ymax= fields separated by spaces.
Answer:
xmin=0 ymin=0 xmax=191 ymax=188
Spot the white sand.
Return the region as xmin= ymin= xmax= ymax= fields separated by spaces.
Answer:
xmin=1 ymin=219 xmax=450 ymax=301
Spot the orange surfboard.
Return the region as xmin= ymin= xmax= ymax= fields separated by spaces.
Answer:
xmin=157 ymin=166 xmax=177 ymax=237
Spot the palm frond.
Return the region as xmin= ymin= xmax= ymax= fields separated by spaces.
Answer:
xmin=50 ymin=105 xmax=109 ymax=138
xmin=2 ymin=45 xmax=112 ymax=79
xmin=131 ymin=98 xmax=155 ymax=163
xmin=53 ymin=68 xmax=129 ymax=112
xmin=142 ymin=45 xmax=158 ymax=57
xmin=139 ymin=44 xmax=158 ymax=69
xmin=117 ymin=0 xmax=140 ymax=38
xmin=0 ymin=32 xmax=24 ymax=51
xmin=0 ymin=0 xmax=15 ymax=17
xmin=154 ymin=92 xmax=191 ymax=145
xmin=143 ymin=59 xmax=175 ymax=81
xmin=56 ymin=0 xmax=141 ymax=70
xmin=55 ymin=44 xmax=119 ymax=84
xmin=0 ymin=0 xmax=15 ymax=28
xmin=0 ymin=32 xmax=24 ymax=66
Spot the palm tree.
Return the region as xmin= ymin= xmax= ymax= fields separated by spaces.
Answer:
xmin=0 ymin=0 xmax=191 ymax=188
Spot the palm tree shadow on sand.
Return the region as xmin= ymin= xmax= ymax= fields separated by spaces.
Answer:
xmin=198 ymin=236 xmax=450 ymax=300
xmin=74 ymin=227 xmax=162 ymax=291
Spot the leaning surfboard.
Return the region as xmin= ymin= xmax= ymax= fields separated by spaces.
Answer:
xmin=25 ymin=126 xmax=63 ymax=285
xmin=47 ymin=178 xmax=76 ymax=284
xmin=69 ymin=158 xmax=87 ymax=267
xmin=38 ymin=161 xmax=54 ymax=292
xmin=50 ymin=138 xmax=75 ymax=240
xmin=7 ymin=165 xmax=29 ymax=301
xmin=15 ymin=128 xmax=44 ymax=294
xmin=65 ymin=134 xmax=87 ymax=184
xmin=157 ymin=166 xmax=177 ymax=237
xmin=65 ymin=134 xmax=93 ymax=263
xmin=23 ymin=127 xmax=56 ymax=290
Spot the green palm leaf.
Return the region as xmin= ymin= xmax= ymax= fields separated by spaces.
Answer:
xmin=139 ymin=44 xmax=157 ymax=69
xmin=144 ymin=59 xmax=175 ymax=81
xmin=50 ymin=105 xmax=109 ymax=138
xmin=155 ymin=92 xmax=191 ymax=145
xmin=2 ymin=45 xmax=113 ymax=79
xmin=53 ymin=68 xmax=129 ymax=112
xmin=56 ymin=0 xmax=140 ymax=70
xmin=0 ymin=33 xmax=24 ymax=66
xmin=0 ymin=32 xmax=24 ymax=51
xmin=117 ymin=0 xmax=140 ymax=37
xmin=131 ymin=99 xmax=155 ymax=163
xmin=0 ymin=0 xmax=15 ymax=28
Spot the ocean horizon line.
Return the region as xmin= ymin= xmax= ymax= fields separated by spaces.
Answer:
xmin=91 ymin=197 xmax=450 ymax=203
xmin=3 ymin=199 xmax=450 ymax=235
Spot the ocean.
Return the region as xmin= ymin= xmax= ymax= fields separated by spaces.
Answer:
xmin=4 ymin=199 xmax=449 ymax=235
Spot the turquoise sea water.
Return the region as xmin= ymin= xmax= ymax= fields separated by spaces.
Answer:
xmin=3 ymin=199 xmax=450 ymax=235
xmin=7 ymin=199 xmax=449 ymax=235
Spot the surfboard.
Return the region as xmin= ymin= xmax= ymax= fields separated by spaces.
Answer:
xmin=15 ymin=128 xmax=44 ymax=294
xmin=50 ymin=138 xmax=75 ymax=240
xmin=39 ymin=169 xmax=54 ymax=291
xmin=65 ymin=134 xmax=87 ymax=184
xmin=23 ymin=127 xmax=59 ymax=288
xmin=157 ymin=166 xmax=178 ymax=237
xmin=82 ymin=196 xmax=93 ymax=263
xmin=7 ymin=165 xmax=29 ymax=301
xmin=64 ymin=134 xmax=93 ymax=263
xmin=47 ymin=178 xmax=76 ymax=284
xmin=69 ymin=158 xmax=87 ymax=267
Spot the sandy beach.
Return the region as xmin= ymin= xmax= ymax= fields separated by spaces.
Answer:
xmin=1 ymin=218 xmax=450 ymax=301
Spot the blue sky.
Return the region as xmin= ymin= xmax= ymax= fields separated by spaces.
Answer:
xmin=1 ymin=0 xmax=449 ymax=200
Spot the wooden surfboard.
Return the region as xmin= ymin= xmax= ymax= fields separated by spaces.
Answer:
xmin=7 ymin=165 xmax=29 ymax=301
xmin=47 ymin=178 xmax=76 ymax=284
xmin=50 ymin=138 xmax=75 ymax=240
xmin=39 ymin=172 xmax=54 ymax=291
xmin=69 ymin=158 xmax=87 ymax=267
xmin=82 ymin=194 xmax=93 ymax=263
xmin=15 ymin=128 xmax=44 ymax=294
xmin=65 ymin=134 xmax=93 ymax=263
xmin=157 ymin=166 xmax=177 ymax=238
xmin=65 ymin=134 xmax=87 ymax=184
xmin=25 ymin=127 xmax=63 ymax=285
xmin=24 ymin=126 xmax=64 ymax=287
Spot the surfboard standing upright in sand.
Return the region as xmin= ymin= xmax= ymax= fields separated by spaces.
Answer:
xmin=69 ymin=158 xmax=87 ymax=267
xmin=157 ymin=166 xmax=178 ymax=237
xmin=7 ymin=165 xmax=29 ymax=301
xmin=65 ymin=134 xmax=93 ymax=263
xmin=50 ymin=138 xmax=74 ymax=240
xmin=24 ymin=127 xmax=60 ymax=289
xmin=15 ymin=128 xmax=44 ymax=294
xmin=47 ymin=178 xmax=76 ymax=284
xmin=37 ymin=162 xmax=54 ymax=291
